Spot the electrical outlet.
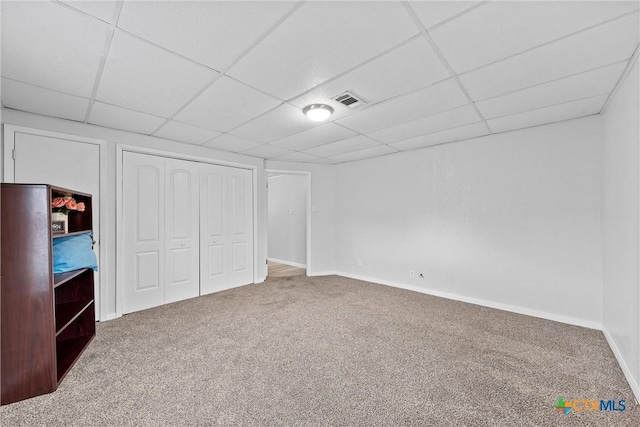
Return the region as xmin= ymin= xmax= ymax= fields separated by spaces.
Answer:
xmin=357 ymin=259 xmax=362 ymax=267
xmin=409 ymin=270 xmax=415 ymax=278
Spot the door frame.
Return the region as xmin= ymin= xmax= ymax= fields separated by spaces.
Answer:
xmin=3 ymin=124 xmax=109 ymax=321
xmin=265 ymin=169 xmax=312 ymax=275
xmin=116 ymin=144 xmax=259 ymax=318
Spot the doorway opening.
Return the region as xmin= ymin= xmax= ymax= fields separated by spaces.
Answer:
xmin=266 ymin=170 xmax=311 ymax=278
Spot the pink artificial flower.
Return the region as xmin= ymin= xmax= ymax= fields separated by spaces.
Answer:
xmin=64 ymin=198 xmax=77 ymax=210
xmin=76 ymin=202 xmax=86 ymax=212
xmin=51 ymin=197 xmax=66 ymax=208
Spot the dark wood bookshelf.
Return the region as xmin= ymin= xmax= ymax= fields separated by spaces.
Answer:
xmin=1 ymin=184 xmax=96 ymax=405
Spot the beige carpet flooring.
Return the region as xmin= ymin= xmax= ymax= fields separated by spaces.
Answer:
xmin=1 ymin=275 xmax=637 ymax=426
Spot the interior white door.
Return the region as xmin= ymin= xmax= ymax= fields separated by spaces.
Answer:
xmin=12 ymin=131 xmax=101 ymax=318
xmin=200 ymin=164 xmax=253 ymax=294
xmin=122 ymin=152 xmax=165 ymax=314
xmin=228 ymin=167 xmax=254 ymax=287
xmin=164 ymin=158 xmax=200 ymax=304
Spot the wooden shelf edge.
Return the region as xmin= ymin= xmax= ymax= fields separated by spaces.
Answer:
xmin=53 ymin=268 xmax=91 ymax=288
xmin=52 ymin=229 xmax=92 ymax=240
xmin=55 ymin=300 xmax=94 ymax=337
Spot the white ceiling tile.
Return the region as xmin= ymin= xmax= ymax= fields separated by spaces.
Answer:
xmin=460 ymin=12 xmax=639 ymax=100
xmin=205 ymin=135 xmax=263 ymax=153
xmin=153 ymin=121 xmax=220 ymax=145
xmin=60 ymin=1 xmax=120 ymax=24
xmin=88 ymin=102 xmax=166 ymax=134
xmin=328 ymin=144 xmax=398 ymax=163
xmin=231 ymin=103 xmax=320 ymax=143
xmin=389 ymin=122 xmax=488 ymax=151
xmin=272 ymin=152 xmax=322 ymax=163
xmin=241 ymin=144 xmax=293 ymax=159
xmin=1 ymin=1 xmax=111 ymax=97
xmin=370 ymin=105 xmax=481 ymax=144
xmin=432 ymin=1 xmax=639 ymax=73
xmin=304 ymin=135 xmax=382 ymax=158
xmin=227 ymin=1 xmax=419 ymax=99
xmin=174 ymin=76 xmax=282 ymax=132
xmin=476 ymin=62 xmax=627 ymax=119
xmin=271 ymin=123 xmax=357 ymax=151
xmin=291 ymin=37 xmax=451 ymax=109
xmin=117 ymin=1 xmax=294 ymax=70
xmin=488 ymin=95 xmax=608 ymax=134
xmin=96 ymin=31 xmax=218 ymax=118
xmin=409 ymin=1 xmax=481 ymax=30
xmin=336 ymin=79 xmax=468 ymax=133
xmin=1 ymin=78 xmax=90 ymax=122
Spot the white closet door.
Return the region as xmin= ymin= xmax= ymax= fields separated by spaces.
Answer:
xmin=200 ymin=164 xmax=228 ymax=295
xmin=228 ymin=167 xmax=254 ymax=287
xmin=200 ymin=164 xmax=254 ymax=294
xmin=123 ymin=152 xmax=165 ymax=314
xmin=164 ymin=158 xmax=200 ymax=304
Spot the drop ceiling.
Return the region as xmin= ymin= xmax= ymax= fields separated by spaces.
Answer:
xmin=1 ymin=1 xmax=638 ymax=164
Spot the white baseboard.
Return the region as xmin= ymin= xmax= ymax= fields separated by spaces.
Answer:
xmin=268 ymin=258 xmax=307 ymax=269
xmin=308 ymin=270 xmax=339 ymax=277
xmin=99 ymin=312 xmax=119 ymax=322
xmin=334 ymin=271 xmax=602 ymax=331
xmin=603 ymin=329 xmax=640 ymax=404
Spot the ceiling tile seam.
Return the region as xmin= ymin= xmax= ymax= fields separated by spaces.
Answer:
xmin=395 ymin=132 xmax=491 ymax=152
xmin=401 ymin=1 xmax=492 ymax=134
xmin=456 ymin=9 xmax=640 ymax=78
xmin=83 ymin=26 xmax=118 ymax=123
xmin=81 ymin=0 xmax=124 ymax=123
xmin=344 ymin=102 xmax=475 ymax=142
xmin=281 ymin=33 xmax=423 ymax=103
xmin=425 ymin=0 xmax=491 ymax=32
xmin=0 ymin=76 xmax=92 ymax=100
xmin=599 ymin=43 xmax=640 ymax=115
xmin=111 ymin=1 xmax=125 ymax=26
xmin=487 ymin=112 xmax=602 ymax=136
xmin=51 ymin=0 xmax=115 ymax=26
xmin=145 ymin=2 xmax=306 ymax=138
xmin=485 ymin=92 xmax=613 ymax=123
xmin=88 ymin=99 xmax=169 ymax=124
xmin=387 ymin=120 xmax=487 ymax=147
xmin=475 ymin=59 xmax=632 ymax=103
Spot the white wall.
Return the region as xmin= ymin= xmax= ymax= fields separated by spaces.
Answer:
xmin=335 ymin=116 xmax=603 ymax=328
xmin=1 ymin=108 xmax=267 ymax=320
xmin=268 ymin=174 xmax=307 ymax=267
xmin=265 ymin=161 xmax=335 ymax=275
xmin=602 ymin=59 xmax=639 ymax=400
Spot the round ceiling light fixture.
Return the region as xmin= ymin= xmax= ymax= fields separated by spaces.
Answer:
xmin=303 ymin=104 xmax=334 ymax=122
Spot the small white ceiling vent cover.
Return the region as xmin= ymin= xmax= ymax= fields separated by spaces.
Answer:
xmin=333 ymin=91 xmax=366 ymax=108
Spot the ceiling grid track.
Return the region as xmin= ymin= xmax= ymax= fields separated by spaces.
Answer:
xmin=148 ymin=1 xmax=306 ymax=138
xmin=401 ymin=1 xmax=493 ymax=135
xmin=599 ymin=43 xmax=640 ymax=115
xmin=458 ymin=8 xmax=640 ymax=78
xmin=82 ymin=0 xmax=124 ymax=123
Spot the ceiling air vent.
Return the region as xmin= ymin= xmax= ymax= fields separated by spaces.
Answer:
xmin=333 ymin=91 xmax=366 ymax=108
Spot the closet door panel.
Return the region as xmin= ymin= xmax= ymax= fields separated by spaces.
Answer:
xmin=164 ymin=158 xmax=200 ymax=304
xmin=123 ymin=152 xmax=165 ymax=314
xmin=228 ymin=168 xmax=254 ymax=286
xmin=200 ymin=164 xmax=229 ymax=295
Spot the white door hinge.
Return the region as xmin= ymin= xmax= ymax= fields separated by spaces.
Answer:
xmin=11 ymin=149 xmax=16 ymax=160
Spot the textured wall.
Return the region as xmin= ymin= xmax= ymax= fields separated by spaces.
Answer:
xmin=602 ymin=59 xmax=639 ymax=398
xmin=335 ymin=116 xmax=603 ymax=327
